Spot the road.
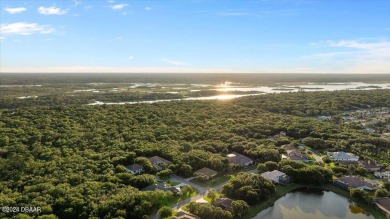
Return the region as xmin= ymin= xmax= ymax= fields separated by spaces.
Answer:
xmin=308 ymin=148 xmax=324 ymax=164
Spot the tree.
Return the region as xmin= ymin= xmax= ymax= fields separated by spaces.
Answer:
xmin=256 ymin=163 xmax=266 ymax=173
xmin=375 ymin=188 xmax=389 ymax=198
xmin=135 ymin=157 xmax=155 ymax=173
xmin=383 ymin=182 xmax=390 ymax=191
xmin=222 ymin=173 xmax=275 ymax=204
xmin=232 ymin=200 xmax=249 ymax=217
xmin=157 ymin=169 xmax=172 ymax=179
xmin=350 ymin=188 xmax=371 ymax=203
xmin=178 ymin=164 xmax=192 ymax=177
xmin=207 ymin=189 xmax=217 ymax=202
xmin=158 ymin=206 xmax=172 ymax=218
xmin=264 ymin=161 xmax=278 ymax=171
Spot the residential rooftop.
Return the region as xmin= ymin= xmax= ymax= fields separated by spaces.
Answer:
xmin=194 ymin=167 xmax=218 ymax=178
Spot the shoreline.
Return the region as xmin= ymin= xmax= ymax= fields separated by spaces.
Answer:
xmin=240 ymin=184 xmax=386 ymax=219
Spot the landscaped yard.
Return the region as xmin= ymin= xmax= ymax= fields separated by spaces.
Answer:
xmin=166 ymin=189 xmax=198 ymax=206
xmin=168 ymin=181 xmax=181 ymax=186
xmin=190 ymin=175 xmax=232 ymax=187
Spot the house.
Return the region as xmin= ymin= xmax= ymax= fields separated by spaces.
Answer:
xmin=286 ymin=150 xmax=309 ymax=162
xmin=359 ymin=160 xmax=385 ymax=172
xmin=364 ymin=128 xmax=375 ymax=133
xmin=148 ymin=156 xmax=171 ymax=170
xmin=279 ymin=131 xmax=287 ymax=138
xmin=261 ymin=170 xmax=290 ymax=185
xmin=125 ymin=164 xmax=144 ymax=175
xmin=333 ymin=176 xmax=375 ymax=191
xmin=373 ymin=197 xmax=390 ymax=215
xmin=142 ymin=182 xmax=181 ymax=195
xmin=194 ymin=167 xmax=218 ymax=179
xmin=227 ymin=152 xmax=253 ymax=167
xmin=337 ymin=160 xmax=359 ymax=166
xmin=327 ymin=152 xmax=359 ymax=161
xmin=212 ymin=198 xmax=233 ymax=211
xmin=173 ymin=210 xmax=200 ymax=219
xmin=374 ymin=171 xmax=390 ymax=179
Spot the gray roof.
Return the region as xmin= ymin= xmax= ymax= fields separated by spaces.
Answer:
xmin=261 ymin=170 xmax=287 ymax=182
xmin=227 ymin=152 xmax=253 ymax=166
xmin=335 ymin=176 xmax=374 ymax=190
xmin=327 ymin=152 xmax=359 ymax=160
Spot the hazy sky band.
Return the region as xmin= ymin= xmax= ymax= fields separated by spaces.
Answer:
xmin=1 ymin=0 xmax=389 ymax=73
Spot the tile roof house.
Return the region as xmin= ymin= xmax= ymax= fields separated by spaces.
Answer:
xmin=148 ymin=156 xmax=172 ymax=170
xmin=173 ymin=210 xmax=200 ymax=219
xmin=374 ymin=197 xmax=390 ymax=215
xmin=194 ymin=167 xmax=218 ymax=178
xmin=227 ymin=152 xmax=253 ymax=167
xmin=327 ymin=152 xmax=359 ymax=161
xmin=359 ymin=160 xmax=385 ymax=172
xmin=125 ymin=164 xmax=144 ymax=175
xmin=333 ymin=176 xmax=375 ymax=191
xmin=212 ymin=197 xmax=233 ymax=211
xmin=261 ymin=170 xmax=290 ymax=185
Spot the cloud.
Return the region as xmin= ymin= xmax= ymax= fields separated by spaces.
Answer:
xmin=145 ymin=6 xmax=153 ymax=11
xmin=197 ymin=8 xmax=300 ymax=17
xmin=161 ymin=58 xmax=189 ymax=66
xmin=38 ymin=6 xmax=67 ymax=15
xmin=0 ymin=22 xmax=54 ymax=35
xmin=4 ymin=7 xmax=27 ymax=14
xmin=72 ymin=0 xmax=81 ymax=7
xmin=111 ymin=4 xmax=127 ymax=10
xmin=327 ymin=39 xmax=390 ymax=61
xmin=128 ymin=56 xmax=134 ymax=60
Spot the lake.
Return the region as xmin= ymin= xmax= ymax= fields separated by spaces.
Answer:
xmin=252 ymin=190 xmax=374 ymax=219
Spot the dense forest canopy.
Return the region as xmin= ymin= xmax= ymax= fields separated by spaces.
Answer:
xmin=0 ymin=84 xmax=389 ymax=218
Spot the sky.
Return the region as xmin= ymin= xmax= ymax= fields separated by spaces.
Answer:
xmin=0 ymin=0 xmax=390 ymax=74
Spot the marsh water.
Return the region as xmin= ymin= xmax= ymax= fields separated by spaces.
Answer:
xmin=87 ymin=82 xmax=390 ymax=105
xmin=252 ymin=190 xmax=374 ymax=219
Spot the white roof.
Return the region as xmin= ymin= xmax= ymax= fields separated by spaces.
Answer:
xmin=327 ymin=151 xmax=359 ymax=160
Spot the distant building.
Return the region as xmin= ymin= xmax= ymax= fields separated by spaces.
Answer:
xmin=148 ymin=156 xmax=171 ymax=170
xmin=315 ymin=115 xmax=332 ymax=121
xmin=279 ymin=131 xmax=287 ymax=138
xmin=173 ymin=210 xmax=200 ymax=219
xmin=373 ymin=197 xmax=390 ymax=215
xmin=333 ymin=176 xmax=375 ymax=191
xmin=194 ymin=167 xmax=218 ymax=179
xmin=287 ymin=150 xmax=309 ymax=162
xmin=125 ymin=164 xmax=144 ymax=175
xmin=359 ymin=160 xmax=385 ymax=172
xmin=227 ymin=152 xmax=253 ymax=167
xmin=261 ymin=170 xmax=290 ymax=185
xmin=364 ymin=128 xmax=375 ymax=133
xmin=212 ymin=198 xmax=233 ymax=211
xmin=142 ymin=182 xmax=181 ymax=195
xmin=374 ymin=171 xmax=390 ymax=179
xmin=327 ymin=152 xmax=359 ymax=161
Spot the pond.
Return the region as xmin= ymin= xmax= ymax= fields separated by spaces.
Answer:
xmin=252 ymin=189 xmax=374 ymax=219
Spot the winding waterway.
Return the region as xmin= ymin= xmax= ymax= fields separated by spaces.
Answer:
xmin=252 ymin=190 xmax=374 ymax=219
xmin=87 ymin=82 xmax=390 ymax=105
